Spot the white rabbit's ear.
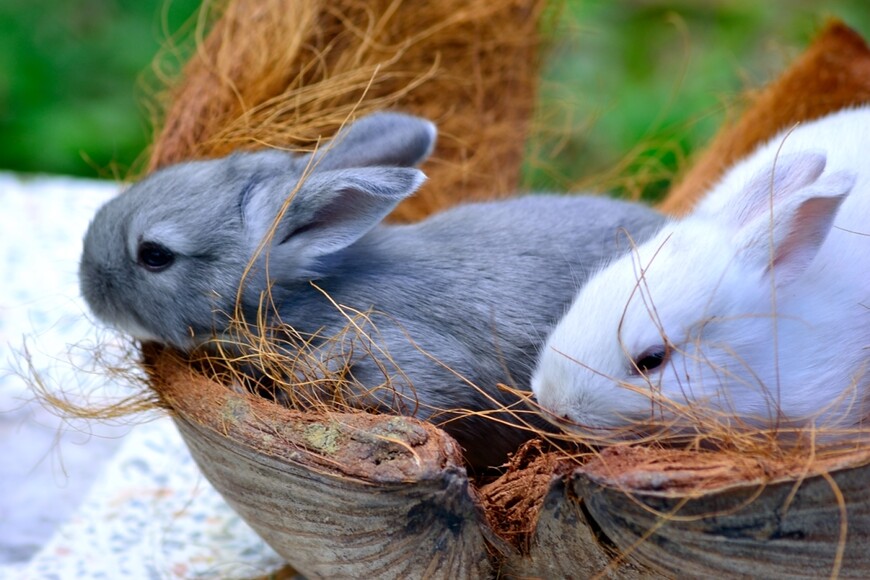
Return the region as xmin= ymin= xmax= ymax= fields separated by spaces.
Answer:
xmin=727 ymin=151 xmax=828 ymax=226
xmin=272 ymin=166 xmax=425 ymax=265
xmin=735 ymin=159 xmax=855 ymax=286
xmin=310 ymin=112 xmax=437 ymax=170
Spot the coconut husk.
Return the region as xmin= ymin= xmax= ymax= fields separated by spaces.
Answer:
xmin=660 ymin=20 xmax=870 ymax=215
xmin=146 ymin=0 xmax=546 ymax=222
xmin=146 ymin=342 xmax=496 ymax=578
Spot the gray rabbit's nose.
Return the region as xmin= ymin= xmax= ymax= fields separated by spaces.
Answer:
xmin=78 ymin=260 xmax=135 ymax=332
xmin=79 ymin=261 xmax=110 ymax=308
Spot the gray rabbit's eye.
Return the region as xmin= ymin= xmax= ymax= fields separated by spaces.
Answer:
xmin=137 ymin=241 xmax=175 ymax=272
xmin=631 ymin=345 xmax=668 ymax=375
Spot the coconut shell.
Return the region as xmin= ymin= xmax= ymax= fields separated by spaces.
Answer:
xmin=147 ymin=344 xmax=496 ymax=578
xmin=575 ymin=447 xmax=870 ymax=578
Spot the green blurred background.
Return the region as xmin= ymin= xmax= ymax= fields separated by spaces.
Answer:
xmin=2 ymin=0 xmax=869 ymax=200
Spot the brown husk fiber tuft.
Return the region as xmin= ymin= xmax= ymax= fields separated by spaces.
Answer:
xmin=146 ymin=0 xmax=547 ymax=222
xmin=581 ymin=444 xmax=870 ymax=496
xmin=479 ymin=439 xmax=574 ymax=553
xmin=143 ymin=342 xmax=465 ymax=482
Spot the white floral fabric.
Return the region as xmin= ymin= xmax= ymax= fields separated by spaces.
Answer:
xmin=0 ymin=174 xmax=284 ymax=579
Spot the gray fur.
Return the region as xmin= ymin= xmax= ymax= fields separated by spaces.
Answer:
xmin=79 ymin=112 xmax=665 ymax=468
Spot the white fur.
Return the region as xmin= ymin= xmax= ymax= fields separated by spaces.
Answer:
xmin=532 ymin=106 xmax=870 ymax=434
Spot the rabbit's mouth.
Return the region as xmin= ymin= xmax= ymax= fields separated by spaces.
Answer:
xmin=88 ymin=301 xmax=167 ymax=347
xmin=117 ymin=312 xmax=207 ymax=352
xmin=115 ymin=316 xmax=165 ymax=345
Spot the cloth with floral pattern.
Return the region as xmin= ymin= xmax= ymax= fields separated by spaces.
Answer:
xmin=0 ymin=174 xmax=285 ymax=579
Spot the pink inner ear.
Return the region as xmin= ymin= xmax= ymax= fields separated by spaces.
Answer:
xmin=770 ymin=195 xmax=845 ymax=284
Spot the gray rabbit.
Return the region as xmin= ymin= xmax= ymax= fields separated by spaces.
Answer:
xmin=79 ymin=112 xmax=664 ymax=468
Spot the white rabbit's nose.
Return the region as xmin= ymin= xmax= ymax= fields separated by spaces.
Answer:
xmin=530 ymin=372 xmax=574 ymax=426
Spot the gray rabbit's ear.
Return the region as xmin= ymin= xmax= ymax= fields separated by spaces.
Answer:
xmin=272 ymin=166 xmax=425 ymax=266
xmin=312 ymin=112 xmax=437 ymax=170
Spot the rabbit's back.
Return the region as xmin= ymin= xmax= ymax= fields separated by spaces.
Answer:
xmin=268 ymin=194 xmax=664 ymax=466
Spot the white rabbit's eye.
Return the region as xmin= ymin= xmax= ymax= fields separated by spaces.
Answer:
xmin=631 ymin=346 xmax=668 ymax=375
xmin=137 ymin=241 xmax=175 ymax=272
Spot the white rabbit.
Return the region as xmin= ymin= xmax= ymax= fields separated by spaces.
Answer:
xmin=79 ymin=112 xmax=664 ymax=467
xmin=531 ymin=106 xmax=870 ymax=436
